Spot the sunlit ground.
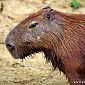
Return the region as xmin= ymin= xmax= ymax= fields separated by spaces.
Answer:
xmin=0 ymin=44 xmax=68 ymax=85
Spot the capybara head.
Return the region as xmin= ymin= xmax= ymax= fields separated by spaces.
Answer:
xmin=5 ymin=6 xmax=63 ymax=61
xmin=5 ymin=6 xmax=85 ymax=85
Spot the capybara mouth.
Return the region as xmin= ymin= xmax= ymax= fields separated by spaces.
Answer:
xmin=19 ymin=48 xmax=42 ymax=59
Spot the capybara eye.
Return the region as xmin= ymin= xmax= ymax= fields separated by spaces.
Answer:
xmin=29 ymin=21 xmax=38 ymax=28
xmin=47 ymin=14 xmax=50 ymax=19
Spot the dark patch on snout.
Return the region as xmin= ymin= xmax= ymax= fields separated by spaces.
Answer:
xmin=6 ymin=35 xmax=15 ymax=50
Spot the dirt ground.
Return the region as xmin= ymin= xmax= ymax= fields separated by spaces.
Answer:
xmin=0 ymin=45 xmax=68 ymax=85
xmin=0 ymin=0 xmax=85 ymax=85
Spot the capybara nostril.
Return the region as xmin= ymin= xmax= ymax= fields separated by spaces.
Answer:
xmin=6 ymin=43 xmax=15 ymax=50
xmin=5 ymin=32 xmax=15 ymax=50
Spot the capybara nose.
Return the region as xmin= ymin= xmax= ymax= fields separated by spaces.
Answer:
xmin=6 ymin=36 xmax=15 ymax=50
xmin=6 ymin=43 xmax=15 ymax=50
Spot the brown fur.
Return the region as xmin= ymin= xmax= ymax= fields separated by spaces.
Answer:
xmin=5 ymin=6 xmax=85 ymax=85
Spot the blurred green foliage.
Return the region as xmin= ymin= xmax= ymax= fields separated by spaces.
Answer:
xmin=70 ymin=0 xmax=81 ymax=9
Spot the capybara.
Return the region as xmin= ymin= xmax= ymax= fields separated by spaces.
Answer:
xmin=5 ymin=6 xmax=85 ymax=85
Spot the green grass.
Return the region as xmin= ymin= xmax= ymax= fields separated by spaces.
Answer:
xmin=70 ymin=0 xmax=81 ymax=9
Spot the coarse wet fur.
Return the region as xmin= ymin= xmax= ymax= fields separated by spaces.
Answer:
xmin=5 ymin=6 xmax=85 ymax=85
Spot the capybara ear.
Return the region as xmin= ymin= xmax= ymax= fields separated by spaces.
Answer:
xmin=43 ymin=6 xmax=51 ymax=9
xmin=42 ymin=6 xmax=56 ymax=21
